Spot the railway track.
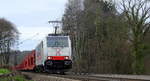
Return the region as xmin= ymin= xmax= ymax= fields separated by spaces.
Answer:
xmin=49 ymin=73 xmax=150 ymax=81
xmin=21 ymin=71 xmax=150 ymax=81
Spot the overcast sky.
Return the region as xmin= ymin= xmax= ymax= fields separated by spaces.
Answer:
xmin=0 ymin=0 xmax=68 ymax=51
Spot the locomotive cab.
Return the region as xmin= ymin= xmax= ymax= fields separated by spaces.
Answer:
xmin=35 ymin=35 xmax=72 ymax=73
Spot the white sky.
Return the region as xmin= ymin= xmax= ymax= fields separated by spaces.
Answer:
xmin=0 ymin=0 xmax=68 ymax=51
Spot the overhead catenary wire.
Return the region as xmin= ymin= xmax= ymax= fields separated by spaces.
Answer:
xmin=17 ymin=33 xmax=39 ymax=45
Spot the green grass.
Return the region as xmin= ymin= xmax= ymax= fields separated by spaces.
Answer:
xmin=0 ymin=68 xmax=33 ymax=81
xmin=0 ymin=68 xmax=11 ymax=74
xmin=0 ymin=75 xmax=33 ymax=81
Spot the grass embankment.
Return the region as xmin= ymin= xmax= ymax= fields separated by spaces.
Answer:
xmin=0 ymin=75 xmax=32 ymax=81
xmin=0 ymin=68 xmax=11 ymax=74
xmin=0 ymin=68 xmax=32 ymax=81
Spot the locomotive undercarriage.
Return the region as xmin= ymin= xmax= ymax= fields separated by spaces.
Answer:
xmin=44 ymin=60 xmax=72 ymax=74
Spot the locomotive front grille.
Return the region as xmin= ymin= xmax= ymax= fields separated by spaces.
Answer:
xmin=45 ymin=60 xmax=72 ymax=69
xmin=53 ymin=61 xmax=64 ymax=67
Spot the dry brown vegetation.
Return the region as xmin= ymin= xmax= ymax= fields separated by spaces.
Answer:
xmin=62 ymin=0 xmax=150 ymax=74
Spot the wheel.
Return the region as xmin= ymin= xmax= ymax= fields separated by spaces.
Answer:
xmin=59 ymin=71 xmax=65 ymax=75
xmin=34 ymin=67 xmax=39 ymax=73
xmin=34 ymin=66 xmax=44 ymax=73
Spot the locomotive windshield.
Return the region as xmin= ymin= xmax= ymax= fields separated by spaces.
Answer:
xmin=47 ymin=37 xmax=69 ymax=47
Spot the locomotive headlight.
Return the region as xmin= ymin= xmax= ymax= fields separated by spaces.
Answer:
xmin=65 ymin=56 xmax=69 ymax=60
xmin=47 ymin=56 xmax=52 ymax=60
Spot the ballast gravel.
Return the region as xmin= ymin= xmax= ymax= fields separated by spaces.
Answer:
xmin=22 ymin=72 xmax=80 ymax=81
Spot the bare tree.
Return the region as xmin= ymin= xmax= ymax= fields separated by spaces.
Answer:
xmin=63 ymin=0 xmax=132 ymax=74
xmin=121 ymin=0 xmax=150 ymax=74
xmin=0 ymin=18 xmax=19 ymax=66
